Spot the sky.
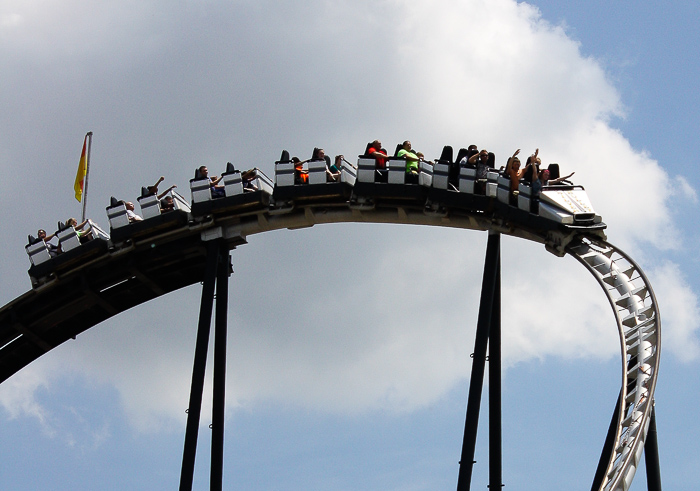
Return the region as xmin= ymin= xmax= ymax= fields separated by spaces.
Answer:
xmin=1 ymin=0 xmax=699 ymax=489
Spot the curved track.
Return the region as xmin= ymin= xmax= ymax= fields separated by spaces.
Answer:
xmin=568 ymin=238 xmax=660 ymax=491
xmin=0 ymin=188 xmax=660 ymax=490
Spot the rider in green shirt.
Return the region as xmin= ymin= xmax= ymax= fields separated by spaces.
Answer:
xmin=397 ymin=140 xmax=424 ymax=174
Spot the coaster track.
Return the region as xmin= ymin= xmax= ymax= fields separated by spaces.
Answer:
xmin=568 ymin=238 xmax=660 ymax=491
xmin=0 ymin=176 xmax=660 ymax=490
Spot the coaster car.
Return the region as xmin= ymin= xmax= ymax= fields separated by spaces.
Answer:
xmin=190 ymin=163 xmax=273 ymax=217
xmin=27 ymin=219 xmax=110 ymax=287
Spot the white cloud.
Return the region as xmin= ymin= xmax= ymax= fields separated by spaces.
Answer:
xmin=500 ymin=238 xmax=618 ymax=364
xmin=0 ymin=362 xmax=51 ymax=427
xmin=673 ymin=175 xmax=698 ymax=204
xmin=647 ymin=261 xmax=700 ymax=362
xmin=1 ymin=0 xmax=698 ymax=431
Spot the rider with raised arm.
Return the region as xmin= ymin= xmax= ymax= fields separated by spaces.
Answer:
xmin=503 ymin=149 xmax=525 ymax=205
xmin=37 ymin=229 xmax=59 ymax=258
xmin=146 ymin=176 xmax=177 ymax=199
xmin=467 ymin=149 xmax=491 ymax=180
xmin=198 ymin=166 xmax=225 ymax=197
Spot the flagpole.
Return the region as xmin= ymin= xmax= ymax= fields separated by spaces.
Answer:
xmin=81 ymin=131 xmax=93 ymax=222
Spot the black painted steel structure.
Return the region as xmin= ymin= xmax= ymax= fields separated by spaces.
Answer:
xmin=456 ymin=232 xmax=663 ymax=491
xmin=179 ymin=240 xmax=220 ymax=491
xmin=593 ymin=392 xmax=623 ymax=491
xmin=488 ymin=257 xmax=503 ymax=490
xmin=457 ymin=232 xmax=501 ymax=490
xmin=211 ymin=244 xmax=231 ymax=490
xmin=179 ymin=240 xmax=231 ymax=491
xmin=592 ymin=398 xmax=663 ymax=491
xmin=645 ymin=407 xmax=662 ymax=491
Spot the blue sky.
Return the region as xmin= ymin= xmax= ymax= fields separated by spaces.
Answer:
xmin=1 ymin=1 xmax=699 ymax=489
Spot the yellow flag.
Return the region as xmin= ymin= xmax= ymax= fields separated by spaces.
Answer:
xmin=74 ymin=135 xmax=88 ymax=202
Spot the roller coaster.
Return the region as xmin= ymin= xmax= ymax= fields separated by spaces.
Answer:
xmin=1 ymin=145 xmax=661 ymax=490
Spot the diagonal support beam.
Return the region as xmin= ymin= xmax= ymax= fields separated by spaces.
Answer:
xmin=457 ymin=232 xmax=500 ymax=490
xmin=591 ymin=391 xmax=622 ymax=491
xmin=8 ymin=310 xmax=53 ymax=352
xmin=81 ymin=275 xmax=119 ymax=316
xmin=179 ymin=239 xmax=222 ymax=491
xmin=129 ymin=266 xmax=166 ymax=296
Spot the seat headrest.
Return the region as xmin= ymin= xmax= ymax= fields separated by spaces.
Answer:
xmin=140 ymin=187 xmax=151 ymax=198
xmin=28 ymin=234 xmax=37 ymax=245
xmin=455 ymin=148 xmax=468 ymax=164
xmin=110 ymin=196 xmax=120 ymax=207
xmin=276 ymin=150 xmax=291 ymax=164
xmin=439 ymin=145 xmax=453 ymax=163
xmin=547 ymin=163 xmax=560 ymax=180
xmin=225 ymin=162 xmax=236 ymax=174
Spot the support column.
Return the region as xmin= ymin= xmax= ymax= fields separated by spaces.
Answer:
xmin=488 ymin=258 xmax=502 ymax=490
xmin=180 ymin=240 xmax=221 ymax=491
xmin=457 ymin=232 xmax=500 ymax=490
xmin=591 ymin=391 xmax=622 ymax=491
xmin=644 ymin=404 xmax=662 ymax=491
xmin=210 ymin=247 xmax=231 ymax=490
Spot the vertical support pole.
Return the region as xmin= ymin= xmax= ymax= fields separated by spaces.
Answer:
xmin=457 ymin=232 xmax=500 ymax=490
xmin=180 ymin=240 xmax=220 ymax=491
xmin=81 ymin=131 xmax=93 ymax=223
xmin=644 ymin=404 xmax=662 ymax=491
xmin=210 ymin=246 xmax=230 ymax=490
xmin=488 ymin=256 xmax=502 ymax=490
xmin=591 ymin=391 xmax=622 ymax=491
